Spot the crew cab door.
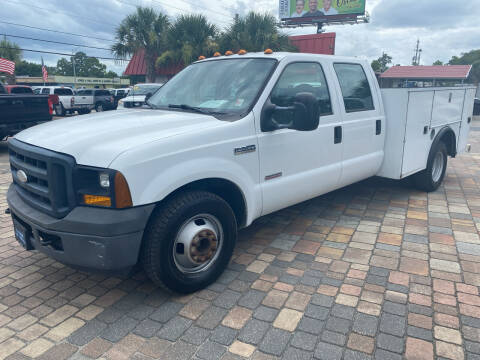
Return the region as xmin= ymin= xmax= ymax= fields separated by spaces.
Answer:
xmin=332 ymin=63 xmax=385 ymax=186
xmin=256 ymin=60 xmax=343 ymax=216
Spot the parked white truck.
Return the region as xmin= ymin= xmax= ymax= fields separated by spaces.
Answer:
xmin=7 ymin=52 xmax=475 ymax=293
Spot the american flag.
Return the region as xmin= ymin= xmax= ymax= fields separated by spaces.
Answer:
xmin=41 ymin=58 xmax=48 ymax=82
xmin=0 ymin=57 xmax=15 ymax=75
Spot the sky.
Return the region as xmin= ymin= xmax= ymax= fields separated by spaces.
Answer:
xmin=1 ymin=0 xmax=479 ymax=75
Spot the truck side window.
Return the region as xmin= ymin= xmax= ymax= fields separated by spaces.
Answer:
xmin=271 ymin=62 xmax=332 ymax=118
xmin=41 ymin=88 xmax=50 ymax=95
xmin=333 ymin=63 xmax=375 ymax=112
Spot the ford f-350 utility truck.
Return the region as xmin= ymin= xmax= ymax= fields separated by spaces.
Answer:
xmin=6 ymin=52 xmax=475 ymax=293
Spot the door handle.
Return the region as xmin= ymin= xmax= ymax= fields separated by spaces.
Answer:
xmin=334 ymin=126 xmax=342 ymax=144
xmin=376 ymin=120 xmax=382 ymax=135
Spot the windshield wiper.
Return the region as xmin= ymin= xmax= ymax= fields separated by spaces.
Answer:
xmin=168 ymin=104 xmax=225 ymax=115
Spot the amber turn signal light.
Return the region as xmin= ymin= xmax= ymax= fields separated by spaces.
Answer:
xmin=83 ymin=195 xmax=111 ymax=207
xmin=114 ymin=172 xmax=133 ymax=209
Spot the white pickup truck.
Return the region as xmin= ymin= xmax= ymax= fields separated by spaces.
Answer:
xmin=7 ymin=52 xmax=475 ymax=293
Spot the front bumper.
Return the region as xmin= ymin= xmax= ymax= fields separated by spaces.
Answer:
xmin=7 ymin=184 xmax=155 ymax=271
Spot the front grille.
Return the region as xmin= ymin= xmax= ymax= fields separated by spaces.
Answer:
xmin=9 ymin=138 xmax=76 ymax=218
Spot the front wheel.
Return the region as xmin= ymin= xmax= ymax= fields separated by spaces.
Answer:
xmin=95 ymin=103 xmax=104 ymax=112
xmin=142 ymin=191 xmax=237 ymax=293
xmin=414 ymin=142 xmax=448 ymax=192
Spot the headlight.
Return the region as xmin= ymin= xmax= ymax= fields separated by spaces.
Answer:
xmin=118 ymin=100 xmax=124 ymax=105
xmin=74 ymin=167 xmax=132 ymax=208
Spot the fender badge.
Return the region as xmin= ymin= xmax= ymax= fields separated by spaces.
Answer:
xmin=17 ymin=170 xmax=28 ymax=183
xmin=234 ymin=145 xmax=256 ymax=155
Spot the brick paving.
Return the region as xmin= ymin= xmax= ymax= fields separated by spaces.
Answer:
xmin=0 ymin=125 xmax=480 ymax=359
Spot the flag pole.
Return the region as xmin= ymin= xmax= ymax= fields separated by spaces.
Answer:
xmin=41 ymin=57 xmax=45 ymax=86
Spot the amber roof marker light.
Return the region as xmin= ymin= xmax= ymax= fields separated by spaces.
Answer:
xmin=225 ymin=50 xmax=233 ymax=56
xmin=213 ymin=52 xmax=221 ymax=57
xmin=238 ymin=49 xmax=247 ymax=55
xmin=264 ymin=49 xmax=273 ymax=54
xmin=198 ymin=55 xmax=206 ymax=60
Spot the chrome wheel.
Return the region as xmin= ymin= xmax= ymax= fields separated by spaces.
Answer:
xmin=173 ymin=214 xmax=223 ymax=274
xmin=432 ymin=151 xmax=444 ymax=183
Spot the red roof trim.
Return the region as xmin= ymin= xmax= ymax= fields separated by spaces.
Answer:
xmin=381 ymin=65 xmax=472 ymax=79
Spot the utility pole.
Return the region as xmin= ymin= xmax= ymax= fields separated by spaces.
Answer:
xmin=412 ymin=39 xmax=422 ymax=66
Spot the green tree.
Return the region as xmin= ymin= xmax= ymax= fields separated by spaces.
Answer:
xmin=371 ymin=53 xmax=392 ymax=73
xmin=112 ymin=7 xmax=170 ymax=82
xmin=218 ymin=12 xmax=296 ymax=53
xmin=448 ymin=49 xmax=480 ymax=84
xmin=156 ymin=14 xmax=217 ymax=67
xmin=433 ymin=60 xmax=443 ymax=65
xmin=15 ymin=60 xmax=56 ymax=76
xmin=56 ymin=52 xmax=112 ymax=77
xmin=0 ymin=37 xmax=21 ymax=63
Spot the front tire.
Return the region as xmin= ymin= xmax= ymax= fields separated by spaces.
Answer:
xmin=142 ymin=191 xmax=237 ymax=293
xmin=95 ymin=103 xmax=104 ymax=112
xmin=414 ymin=141 xmax=448 ymax=192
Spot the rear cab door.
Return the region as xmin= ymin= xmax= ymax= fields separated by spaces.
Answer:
xmin=254 ymin=54 xmax=344 ymax=215
xmin=331 ymin=60 xmax=385 ymax=186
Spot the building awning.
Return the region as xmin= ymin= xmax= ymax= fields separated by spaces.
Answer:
xmin=380 ymin=65 xmax=472 ymax=79
xmin=123 ymin=48 xmax=183 ymax=76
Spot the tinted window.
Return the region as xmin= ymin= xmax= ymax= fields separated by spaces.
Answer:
xmin=11 ymin=87 xmax=33 ymax=94
xmin=95 ymin=90 xmax=110 ymax=96
xmin=78 ymin=90 xmax=92 ymax=96
xmin=334 ymin=63 xmax=374 ymax=112
xmin=54 ymin=88 xmax=73 ymax=95
xmin=117 ymin=90 xmax=125 ymax=96
xmin=271 ymin=62 xmax=333 ymax=120
xmin=41 ymin=88 xmax=50 ymax=94
xmin=0 ymin=84 xmax=5 ymax=94
xmin=33 ymin=88 xmax=41 ymax=94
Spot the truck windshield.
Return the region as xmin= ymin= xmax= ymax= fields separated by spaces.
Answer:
xmin=148 ymin=58 xmax=277 ymax=117
xmin=130 ymin=85 xmax=162 ymax=96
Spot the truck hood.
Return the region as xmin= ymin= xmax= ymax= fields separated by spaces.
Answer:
xmin=14 ymin=109 xmax=222 ymax=168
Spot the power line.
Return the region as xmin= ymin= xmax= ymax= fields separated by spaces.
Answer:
xmin=0 ymin=46 xmax=130 ymax=61
xmin=150 ymin=0 xmax=231 ymax=18
xmin=0 ymin=33 xmax=112 ymax=51
xmin=0 ymin=20 xmax=116 ymax=43
xmin=115 ymin=0 xmax=232 ymax=26
xmin=4 ymin=0 xmax=118 ymax=28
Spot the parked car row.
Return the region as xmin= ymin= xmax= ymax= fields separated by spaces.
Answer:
xmin=0 ymin=82 xmax=165 ymax=117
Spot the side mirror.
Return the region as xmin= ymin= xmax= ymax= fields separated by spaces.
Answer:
xmin=261 ymin=92 xmax=319 ymax=132
xmin=145 ymin=92 xmax=153 ymax=101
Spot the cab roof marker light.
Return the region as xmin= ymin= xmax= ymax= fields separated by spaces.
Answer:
xmin=225 ymin=50 xmax=233 ymax=56
xmin=238 ymin=49 xmax=247 ymax=55
xmin=264 ymin=49 xmax=273 ymax=54
xmin=213 ymin=52 xmax=221 ymax=57
xmin=198 ymin=55 xmax=206 ymax=60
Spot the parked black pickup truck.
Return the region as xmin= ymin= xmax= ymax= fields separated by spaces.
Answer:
xmin=0 ymin=83 xmax=52 ymax=139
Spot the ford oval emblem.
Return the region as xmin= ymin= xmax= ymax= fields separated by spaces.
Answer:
xmin=16 ymin=170 xmax=28 ymax=183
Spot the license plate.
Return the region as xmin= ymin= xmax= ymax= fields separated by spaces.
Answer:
xmin=13 ymin=218 xmax=32 ymax=250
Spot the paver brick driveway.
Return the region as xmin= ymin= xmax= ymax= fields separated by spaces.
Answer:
xmin=1 ymin=125 xmax=480 ymax=360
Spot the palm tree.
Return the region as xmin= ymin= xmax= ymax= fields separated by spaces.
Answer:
xmin=218 ymin=12 xmax=296 ymax=53
xmin=112 ymin=7 xmax=169 ymax=82
xmin=156 ymin=14 xmax=217 ymax=67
